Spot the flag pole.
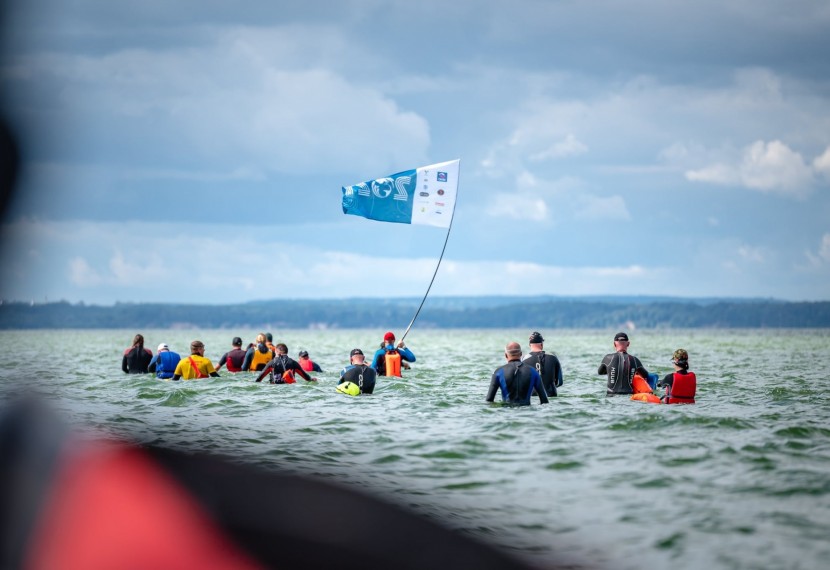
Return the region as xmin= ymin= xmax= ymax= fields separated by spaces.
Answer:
xmin=400 ymin=168 xmax=460 ymax=343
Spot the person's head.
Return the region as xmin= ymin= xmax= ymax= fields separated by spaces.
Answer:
xmin=383 ymin=331 xmax=395 ymax=346
xmin=232 ymin=336 xmax=243 ymax=347
xmin=132 ymin=334 xmax=145 ymax=348
xmin=298 ymin=350 xmax=309 ymax=360
xmin=672 ymin=348 xmax=689 ymax=370
xmin=349 ymin=347 xmax=365 ymax=364
xmin=157 ymin=343 xmax=169 ymax=352
xmin=504 ymin=341 xmax=522 ymax=361
xmin=275 ymin=343 xmax=288 ymax=355
xmin=528 ymin=331 xmax=544 ymax=348
xmin=265 ymin=332 xmax=273 ymax=343
xmin=190 ymin=340 xmax=205 ymax=356
xmin=255 ymin=333 xmax=266 ymax=345
xmin=613 ymin=332 xmax=630 ymax=352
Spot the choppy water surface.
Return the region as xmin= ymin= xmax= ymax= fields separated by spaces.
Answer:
xmin=1 ymin=328 xmax=829 ymax=569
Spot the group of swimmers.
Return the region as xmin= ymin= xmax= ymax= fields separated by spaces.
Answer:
xmin=486 ymin=330 xmax=696 ymax=405
xmin=122 ymin=329 xmax=695 ymax=404
xmin=121 ymin=331 xmax=416 ymax=392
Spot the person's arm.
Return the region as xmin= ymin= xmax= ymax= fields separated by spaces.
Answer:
xmin=370 ymin=350 xmax=382 ymax=370
xmin=172 ymin=359 xmax=184 ymax=381
xmin=122 ymin=352 xmax=129 ymax=374
xmin=215 ymin=352 xmax=228 ymax=371
xmin=632 ymin=356 xmax=648 ymax=378
xmin=254 ymin=363 xmax=273 ymax=383
xmin=657 ymin=373 xmax=673 ymax=388
xmin=397 ymin=343 xmax=415 ymax=362
xmin=555 ymin=357 xmax=563 ymax=387
xmin=292 ymin=363 xmax=316 ymax=382
xmin=241 ymin=348 xmax=254 ymax=371
xmin=534 ymin=372 xmax=549 ymax=404
xmin=313 ymin=362 xmax=323 ymax=372
xmin=485 ymin=372 xmax=499 ymax=402
xmin=597 ymin=354 xmax=611 ymax=375
xmin=148 ymin=354 xmax=159 ymax=373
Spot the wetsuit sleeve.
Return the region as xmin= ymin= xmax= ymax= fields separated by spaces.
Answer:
xmin=555 ymin=357 xmax=563 ymax=387
xmin=632 ymin=356 xmax=648 ymax=378
xmin=485 ymin=371 xmax=499 ymax=402
xmin=241 ymin=348 xmax=254 ymax=371
xmin=597 ymin=354 xmax=612 ymax=375
xmin=291 ymin=362 xmax=313 ymax=382
xmin=254 ymin=362 xmax=273 ymax=383
xmin=172 ymin=359 xmax=184 ymax=381
xmin=216 ymin=352 xmax=229 ymax=370
xmin=148 ymin=354 xmax=159 ymax=373
xmin=370 ymin=349 xmax=383 ymax=370
xmin=122 ymin=353 xmax=129 ymax=374
xmin=657 ymin=373 xmax=673 ymax=388
xmin=313 ymin=362 xmax=323 ymax=372
xmin=398 ymin=347 xmax=416 ymax=362
xmin=533 ymin=370 xmax=549 ymax=404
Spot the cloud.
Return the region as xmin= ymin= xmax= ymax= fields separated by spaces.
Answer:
xmin=805 ymin=233 xmax=830 ymax=268
xmin=528 ymin=134 xmax=588 ymax=161
xmin=814 ymin=147 xmax=830 ymax=179
xmin=20 ymin=26 xmax=431 ymax=176
xmin=685 ymin=140 xmax=816 ymax=198
xmin=485 ymin=193 xmax=549 ymax=221
xmin=68 ymin=257 xmax=102 ymax=287
xmin=572 ymin=194 xmax=630 ymax=221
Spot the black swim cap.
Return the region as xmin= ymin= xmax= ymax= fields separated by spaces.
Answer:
xmin=529 ymin=331 xmax=544 ymax=344
xmin=232 ymin=336 xmax=242 ymax=346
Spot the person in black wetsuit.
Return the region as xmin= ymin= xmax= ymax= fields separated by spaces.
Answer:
xmin=521 ymin=331 xmax=563 ymax=397
xmin=486 ymin=342 xmax=549 ymax=406
xmin=597 ymin=332 xmax=649 ymax=396
xmin=338 ymin=348 xmax=377 ymax=394
xmin=255 ymin=343 xmax=317 ymax=384
xmin=122 ymin=333 xmax=153 ymax=374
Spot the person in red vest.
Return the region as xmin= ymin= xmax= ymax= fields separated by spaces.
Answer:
xmin=297 ymin=350 xmax=323 ymax=372
xmin=216 ymin=337 xmax=247 ymax=372
xmin=658 ymin=348 xmax=696 ymax=404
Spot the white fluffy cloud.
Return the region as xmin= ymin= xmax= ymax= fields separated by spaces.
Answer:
xmin=685 ymin=140 xmax=815 ymax=197
xmin=814 ymin=147 xmax=830 ymax=179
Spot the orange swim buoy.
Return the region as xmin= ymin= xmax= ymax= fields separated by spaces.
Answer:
xmin=630 ymin=393 xmax=662 ymax=404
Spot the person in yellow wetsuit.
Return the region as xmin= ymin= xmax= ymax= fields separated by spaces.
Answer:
xmin=172 ymin=340 xmax=221 ymax=380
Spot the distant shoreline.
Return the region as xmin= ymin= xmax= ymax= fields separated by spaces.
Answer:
xmin=2 ymin=296 xmax=829 ymax=329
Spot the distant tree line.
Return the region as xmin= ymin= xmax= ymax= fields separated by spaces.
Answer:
xmin=1 ymin=297 xmax=829 ymax=329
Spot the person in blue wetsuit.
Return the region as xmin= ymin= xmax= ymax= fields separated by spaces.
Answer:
xmin=522 ymin=331 xmax=563 ymax=397
xmin=371 ymin=331 xmax=415 ymax=377
xmin=338 ymin=348 xmax=377 ymax=394
xmin=148 ymin=343 xmax=181 ymax=380
xmin=486 ymin=342 xmax=549 ymax=406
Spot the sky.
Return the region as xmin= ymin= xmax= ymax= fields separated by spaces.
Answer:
xmin=1 ymin=0 xmax=829 ymax=305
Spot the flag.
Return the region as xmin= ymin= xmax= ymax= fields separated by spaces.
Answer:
xmin=342 ymin=159 xmax=459 ymax=228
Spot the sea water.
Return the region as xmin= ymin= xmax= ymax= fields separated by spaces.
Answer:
xmin=1 ymin=328 xmax=828 ymax=569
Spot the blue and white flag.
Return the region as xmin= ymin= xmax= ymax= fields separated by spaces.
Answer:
xmin=342 ymin=159 xmax=459 ymax=228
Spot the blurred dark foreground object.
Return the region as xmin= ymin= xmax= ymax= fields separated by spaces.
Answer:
xmin=0 ymin=399 xmax=555 ymax=570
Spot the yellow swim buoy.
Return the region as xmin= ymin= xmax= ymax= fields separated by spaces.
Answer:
xmin=336 ymin=381 xmax=360 ymax=396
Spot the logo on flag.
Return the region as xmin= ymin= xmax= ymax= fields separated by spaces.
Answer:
xmin=342 ymin=159 xmax=460 ymax=228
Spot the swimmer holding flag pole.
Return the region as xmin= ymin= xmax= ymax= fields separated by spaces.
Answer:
xmin=341 ymin=159 xmax=460 ymax=340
